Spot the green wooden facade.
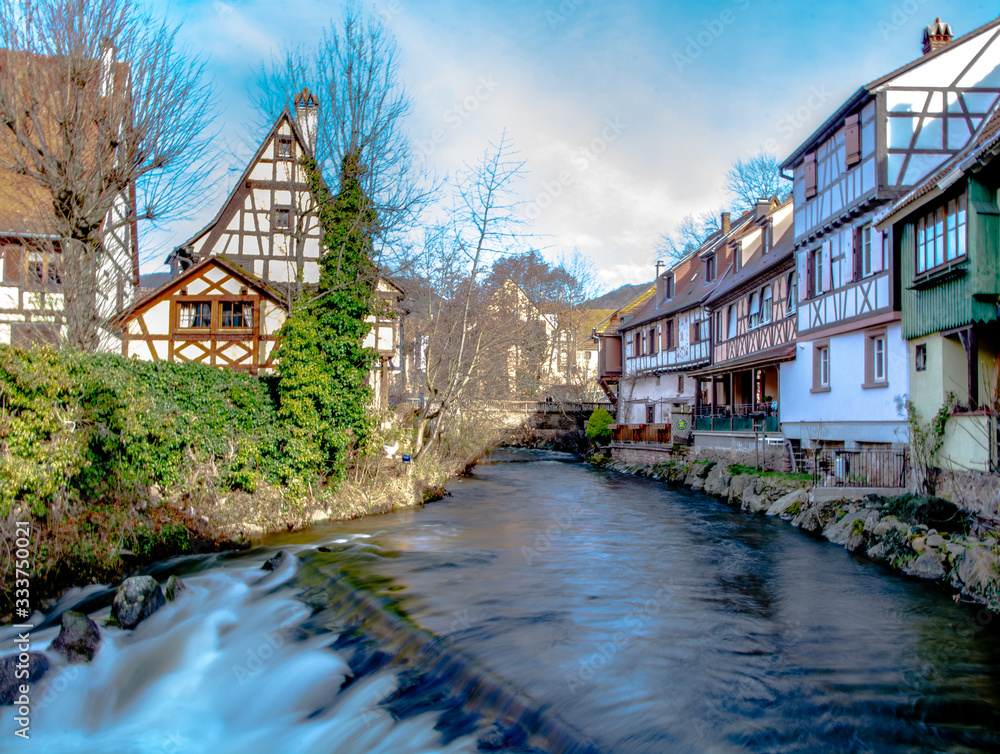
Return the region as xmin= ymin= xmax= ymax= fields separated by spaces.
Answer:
xmin=900 ymin=168 xmax=1000 ymax=340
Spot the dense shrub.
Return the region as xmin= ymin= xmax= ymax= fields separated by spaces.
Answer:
xmin=585 ymin=406 xmax=614 ymax=444
xmin=0 ymin=346 xmax=285 ymax=518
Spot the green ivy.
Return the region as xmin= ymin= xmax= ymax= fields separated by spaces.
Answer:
xmin=274 ymin=152 xmax=379 ymax=485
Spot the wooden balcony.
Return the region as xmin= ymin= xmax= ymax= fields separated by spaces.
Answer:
xmin=609 ymin=423 xmax=671 ymax=444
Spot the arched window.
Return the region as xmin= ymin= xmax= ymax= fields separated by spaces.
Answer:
xmin=748 ymin=292 xmax=760 ymax=329
xmin=760 ymin=285 xmax=773 ymax=325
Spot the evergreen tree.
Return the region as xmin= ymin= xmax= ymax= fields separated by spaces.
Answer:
xmin=275 ymin=151 xmax=378 ymax=483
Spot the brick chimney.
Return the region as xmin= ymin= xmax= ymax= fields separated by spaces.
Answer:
xmin=721 ymin=212 xmax=730 ymax=236
xmin=922 ymin=18 xmax=953 ymax=55
xmin=294 ymin=87 xmax=319 ymax=155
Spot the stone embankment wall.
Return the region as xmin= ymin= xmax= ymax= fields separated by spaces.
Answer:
xmin=603 ymin=456 xmax=1000 ymax=613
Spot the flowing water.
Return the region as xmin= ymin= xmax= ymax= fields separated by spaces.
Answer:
xmin=5 ymin=449 xmax=1000 ymax=753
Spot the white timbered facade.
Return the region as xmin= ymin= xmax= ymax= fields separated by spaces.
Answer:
xmin=117 ymin=256 xmax=285 ymax=373
xmin=779 ymin=17 xmax=1000 ymax=449
xmin=0 ymin=49 xmax=138 ymax=349
xmin=614 ymin=211 xmax=747 ymax=433
xmin=169 ymin=92 xmax=324 ymax=292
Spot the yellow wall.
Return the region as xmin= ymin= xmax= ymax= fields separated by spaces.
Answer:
xmin=909 ymin=332 xmax=997 ymax=472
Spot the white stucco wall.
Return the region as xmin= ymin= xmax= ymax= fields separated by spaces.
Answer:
xmin=780 ymin=322 xmax=909 ymax=446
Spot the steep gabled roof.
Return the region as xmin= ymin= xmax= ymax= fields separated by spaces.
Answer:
xmin=620 ymin=208 xmax=759 ymax=331
xmin=172 ymin=108 xmax=315 ymax=259
xmin=876 ymin=101 xmax=1000 ymax=226
xmin=781 ymin=15 xmax=1000 ymax=171
xmin=115 ymin=255 xmax=286 ymax=326
xmin=706 ymin=201 xmax=795 ymax=307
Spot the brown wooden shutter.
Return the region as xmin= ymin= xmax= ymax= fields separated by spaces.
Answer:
xmin=852 ymin=226 xmax=862 ymax=282
xmin=3 ymin=245 xmax=22 ymax=284
xmin=845 ymin=114 xmax=861 ymax=167
xmin=804 ymin=152 xmax=817 ymax=199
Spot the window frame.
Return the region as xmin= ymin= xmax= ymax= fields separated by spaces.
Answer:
xmin=276 ymin=135 xmax=294 ymax=160
xmin=220 ymin=301 xmax=254 ymax=330
xmin=915 ymin=343 xmax=927 ymax=372
xmin=704 ymin=254 xmax=716 ymax=283
xmin=273 ymin=206 xmax=293 ymax=232
xmin=811 ymin=339 xmax=831 ymax=393
xmin=863 ymin=328 xmax=889 ymax=389
xmin=748 ymin=292 xmax=761 ymax=329
xmin=915 ymin=193 xmax=967 ymax=276
xmin=727 ymin=304 xmax=737 ymax=339
xmin=760 ymin=285 xmax=773 ymax=325
xmin=177 ymin=301 xmax=213 ymax=331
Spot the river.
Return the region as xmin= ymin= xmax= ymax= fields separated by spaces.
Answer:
xmin=5 ymin=449 xmax=1000 ymax=753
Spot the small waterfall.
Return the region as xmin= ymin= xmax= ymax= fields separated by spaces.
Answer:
xmin=1 ymin=544 xmax=598 ymax=754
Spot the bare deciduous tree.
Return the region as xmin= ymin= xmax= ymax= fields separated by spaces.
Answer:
xmin=410 ymin=132 xmax=526 ymax=463
xmin=0 ymin=0 xmax=213 ymax=351
xmin=725 ymin=150 xmax=790 ymax=211
xmin=256 ymin=4 xmax=434 ymax=267
xmin=657 ymin=209 xmax=722 ymax=264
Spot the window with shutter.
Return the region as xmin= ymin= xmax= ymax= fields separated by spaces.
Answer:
xmin=806 ymin=249 xmax=816 ymax=298
xmin=845 ymin=113 xmax=861 ymax=167
xmin=804 ymin=152 xmax=817 ymax=199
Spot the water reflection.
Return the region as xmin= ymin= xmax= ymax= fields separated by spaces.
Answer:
xmin=299 ymin=449 xmax=1000 ymax=752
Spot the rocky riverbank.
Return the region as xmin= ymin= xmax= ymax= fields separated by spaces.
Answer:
xmin=601 ymin=456 xmax=1000 ymax=613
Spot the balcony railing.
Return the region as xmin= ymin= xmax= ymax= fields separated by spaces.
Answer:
xmin=693 ymin=403 xmax=779 ymax=433
xmin=609 ymin=423 xmax=672 ymax=444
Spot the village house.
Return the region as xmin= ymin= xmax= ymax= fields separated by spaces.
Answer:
xmin=118 ymin=90 xmax=404 ymax=409
xmin=0 ymin=47 xmax=138 ymax=348
xmin=876 ymin=107 xmax=1000 ymax=473
xmin=691 ymin=197 xmax=796 ymax=454
xmin=778 ymin=17 xmax=1000 ymax=457
xmin=597 ymin=209 xmax=754 ymax=442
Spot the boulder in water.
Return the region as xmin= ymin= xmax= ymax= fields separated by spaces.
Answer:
xmin=0 ymin=652 xmax=49 ymax=705
xmin=112 ymin=575 xmax=166 ymax=629
xmin=165 ymin=575 xmax=186 ymax=601
xmin=50 ymin=610 xmax=102 ymax=663
xmin=261 ymin=551 xmax=290 ymax=572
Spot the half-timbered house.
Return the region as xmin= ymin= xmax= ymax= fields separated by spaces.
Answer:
xmin=692 ymin=198 xmax=796 ymax=451
xmin=876 ymin=107 xmax=1000 ymax=472
xmin=778 ymin=17 xmax=1000 ymax=452
xmin=146 ymin=89 xmax=405 ymax=410
xmin=116 ymin=256 xmax=285 ymax=374
xmin=0 ymin=48 xmax=138 ymax=348
xmin=167 ymin=90 xmax=324 ymax=294
xmin=614 ymin=210 xmax=751 ymax=441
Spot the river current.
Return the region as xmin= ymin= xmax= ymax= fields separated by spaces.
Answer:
xmin=4 ymin=449 xmax=1000 ymax=752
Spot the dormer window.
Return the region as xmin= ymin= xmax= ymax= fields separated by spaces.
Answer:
xmin=732 ymin=242 xmax=742 ymax=272
xmin=664 ymin=273 xmax=674 ymax=299
xmin=704 ymin=253 xmax=716 ymax=283
xmin=761 ymin=220 xmax=772 ymax=255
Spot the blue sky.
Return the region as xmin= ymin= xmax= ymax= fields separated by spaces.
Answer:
xmin=144 ymin=0 xmax=998 ymax=291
